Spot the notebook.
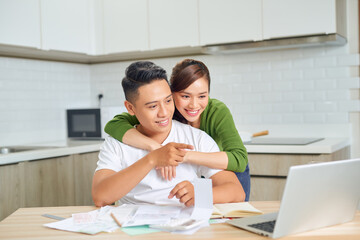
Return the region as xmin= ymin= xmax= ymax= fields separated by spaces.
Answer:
xmin=211 ymin=202 xmax=263 ymax=218
xmin=227 ymin=158 xmax=360 ymax=238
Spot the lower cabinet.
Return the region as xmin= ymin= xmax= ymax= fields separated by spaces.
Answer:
xmin=0 ymin=163 xmax=21 ymax=222
xmin=21 ymin=155 xmax=76 ymax=207
xmin=0 ymin=152 xmax=99 ymax=221
xmin=73 ymin=152 xmax=99 ymax=206
xmin=249 ymin=146 xmax=350 ymax=201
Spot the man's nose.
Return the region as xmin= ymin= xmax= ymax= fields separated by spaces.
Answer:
xmin=158 ymin=103 xmax=167 ymax=117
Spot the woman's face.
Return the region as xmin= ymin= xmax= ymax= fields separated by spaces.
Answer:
xmin=173 ymin=77 xmax=209 ymax=128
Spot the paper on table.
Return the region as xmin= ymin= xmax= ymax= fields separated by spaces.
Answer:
xmin=122 ymin=205 xmax=182 ymax=227
xmin=44 ymin=206 xmax=119 ymax=235
xmin=110 ymin=204 xmax=137 ymax=226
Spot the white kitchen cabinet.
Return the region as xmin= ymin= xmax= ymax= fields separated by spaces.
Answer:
xmin=199 ymin=0 xmax=262 ymax=45
xmin=0 ymin=0 xmax=41 ymax=48
xmin=103 ymin=0 xmax=148 ymax=54
xmin=148 ymin=0 xmax=199 ymax=50
xmin=263 ymin=0 xmax=341 ymax=39
xmin=40 ymin=0 xmax=91 ymax=54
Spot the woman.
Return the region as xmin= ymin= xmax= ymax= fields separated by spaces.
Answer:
xmin=105 ymin=59 xmax=250 ymax=201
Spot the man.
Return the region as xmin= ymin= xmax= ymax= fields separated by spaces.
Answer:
xmin=92 ymin=61 xmax=245 ymax=207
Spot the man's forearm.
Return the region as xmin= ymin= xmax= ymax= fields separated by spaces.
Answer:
xmin=92 ymin=155 xmax=154 ymax=206
xmin=212 ymin=183 xmax=245 ymax=203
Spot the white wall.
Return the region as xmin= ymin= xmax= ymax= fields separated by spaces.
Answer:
xmin=0 ymin=45 xmax=358 ymax=156
xmin=0 ymin=57 xmax=91 ymax=146
xmin=90 ymin=45 xmax=359 ymax=136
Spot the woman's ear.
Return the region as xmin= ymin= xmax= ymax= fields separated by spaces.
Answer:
xmin=124 ymin=100 xmax=136 ymax=115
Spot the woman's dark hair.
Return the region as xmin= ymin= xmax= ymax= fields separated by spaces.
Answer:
xmin=122 ymin=61 xmax=168 ymax=104
xmin=170 ymin=59 xmax=210 ymax=123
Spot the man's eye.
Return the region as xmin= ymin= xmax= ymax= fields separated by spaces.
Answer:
xmin=149 ymin=105 xmax=157 ymax=109
xmin=166 ymin=98 xmax=173 ymax=103
xmin=199 ymin=95 xmax=206 ymax=99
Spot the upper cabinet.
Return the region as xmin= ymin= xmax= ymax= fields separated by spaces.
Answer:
xmin=0 ymin=0 xmax=348 ymax=62
xmin=263 ymin=0 xmax=341 ymax=40
xmin=148 ymin=0 xmax=199 ymax=50
xmin=199 ymin=0 xmax=262 ymax=45
xmin=103 ymin=0 xmax=148 ymax=54
xmin=0 ymin=0 xmax=41 ymax=48
xmin=40 ymin=0 xmax=91 ymax=54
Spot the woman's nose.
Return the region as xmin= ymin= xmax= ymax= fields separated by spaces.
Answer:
xmin=189 ymin=98 xmax=198 ymax=108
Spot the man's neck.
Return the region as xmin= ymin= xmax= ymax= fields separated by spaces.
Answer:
xmin=136 ymin=123 xmax=172 ymax=144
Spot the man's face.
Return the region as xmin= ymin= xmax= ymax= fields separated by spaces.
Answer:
xmin=126 ymin=79 xmax=175 ymax=137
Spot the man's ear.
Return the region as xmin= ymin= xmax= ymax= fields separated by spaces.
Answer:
xmin=124 ymin=100 xmax=136 ymax=116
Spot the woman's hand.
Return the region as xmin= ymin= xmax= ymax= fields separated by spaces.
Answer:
xmin=168 ymin=180 xmax=194 ymax=207
xmin=153 ymin=143 xmax=193 ymax=181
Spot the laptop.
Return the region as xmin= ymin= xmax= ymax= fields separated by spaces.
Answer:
xmin=227 ymin=158 xmax=360 ymax=238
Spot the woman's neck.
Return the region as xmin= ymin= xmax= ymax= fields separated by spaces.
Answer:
xmin=189 ymin=118 xmax=201 ymax=129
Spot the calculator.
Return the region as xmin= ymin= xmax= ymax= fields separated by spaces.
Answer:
xmin=150 ymin=218 xmax=206 ymax=231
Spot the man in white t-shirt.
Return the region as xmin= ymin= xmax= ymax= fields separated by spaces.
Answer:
xmin=92 ymin=61 xmax=244 ymax=207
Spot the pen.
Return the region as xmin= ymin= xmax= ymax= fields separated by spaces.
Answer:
xmin=111 ymin=213 xmax=122 ymax=227
xmin=42 ymin=214 xmax=66 ymax=221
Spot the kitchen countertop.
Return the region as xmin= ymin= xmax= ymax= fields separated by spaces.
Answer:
xmin=244 ymin=138 xmax=350 ymax=154
xmin=0 ymin=138 xmax=350 ymax=166
xmin=0 ymin=140 xmax=104 ymax=166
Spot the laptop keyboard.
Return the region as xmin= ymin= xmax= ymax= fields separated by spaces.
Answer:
xmin=248 ymin=220 xmax=276 ymax=233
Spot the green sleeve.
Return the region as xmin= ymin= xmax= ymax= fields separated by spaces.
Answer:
xmin=104 ymin=113 xmax=139 ymax=142
xmin=201 ymin=100 xmax=248 ymax=172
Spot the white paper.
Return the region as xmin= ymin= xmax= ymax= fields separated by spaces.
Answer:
xmin=123 ymin=205 xmax=182 ymax=227
xmin=191 ymin=178 xmax=213 ymax=220
xmin=162 ymin=178 xmax=213 ymax=235
xmin=44 ymin=179 xmax=213 ymax=235
xmin=44 ymin=206 xmax=119 ymax=235
xmin=110 ymin=204 xmax=137 ymax=226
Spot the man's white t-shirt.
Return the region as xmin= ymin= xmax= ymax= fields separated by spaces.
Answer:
xmin=96 ymin=120 xmax=221 ymax=206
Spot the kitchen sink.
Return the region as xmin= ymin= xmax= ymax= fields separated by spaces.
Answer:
xmin=0 ymin=146 xmax=57 ymax=154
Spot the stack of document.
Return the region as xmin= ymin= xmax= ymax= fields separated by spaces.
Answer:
xmin=44 ymin=178 xmax=214 ymax=235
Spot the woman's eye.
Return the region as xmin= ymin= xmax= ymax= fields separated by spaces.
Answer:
xmin=182 ymin=95 xmax=190 ymax=99
xmin=199 ymin=95 xmax=206 ymax=99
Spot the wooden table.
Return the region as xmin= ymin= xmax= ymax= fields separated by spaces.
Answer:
xmin=0 ymin=201 xmax=359 ymax=240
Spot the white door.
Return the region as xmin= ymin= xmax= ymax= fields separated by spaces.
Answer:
xmin=0 ymin=0 xmax=41 ymax=48
xmin=103 ymin=0 xmax=148 ymax=54
xmin=149 ymin=0 xmax=199 ymax=50
xmin=263 ymin=0 xmax=336 ymax=39
xmin=41 ymin=0 xmax=91 ymax=54
xmin=199 ymin=0 xmax=262 ymax=45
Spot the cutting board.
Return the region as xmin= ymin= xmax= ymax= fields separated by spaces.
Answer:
xmin=245 ymin=137 xmax=324 ymax=145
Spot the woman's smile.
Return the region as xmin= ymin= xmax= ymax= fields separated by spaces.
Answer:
xmin=185 ymin=109 xmax=200 ymax=117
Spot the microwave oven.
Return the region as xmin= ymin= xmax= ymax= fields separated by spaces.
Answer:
xmin=67 ymin=108 xmax=102 ymax=139
xmin=67 ymin=106 xmax=127 ymax=139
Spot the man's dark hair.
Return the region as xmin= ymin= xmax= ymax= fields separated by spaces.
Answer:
xmin=122 ymin=61 xmax=168 ymax=103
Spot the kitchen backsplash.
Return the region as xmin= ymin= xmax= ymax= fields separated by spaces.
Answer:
xmin=90 ymin=45 xmax=359 ymax=136
xmin=0 ymin=58 xmax=91 ymax=146
xmin=0 ymin=44 xmax=359 ymax=146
